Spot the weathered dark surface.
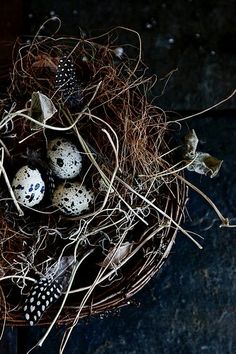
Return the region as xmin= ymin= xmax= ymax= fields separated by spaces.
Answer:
xmin=0 ymin=328 xmax=17 ymax=354
xmin=0 ymin=0 xmax=236 ymax=353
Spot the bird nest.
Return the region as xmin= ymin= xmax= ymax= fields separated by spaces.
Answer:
xmin=0 ymin=22 xmax=214 ymax=347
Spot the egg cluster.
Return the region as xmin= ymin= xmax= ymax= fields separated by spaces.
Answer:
xmin=11 ymin=138 xmax=94 ymax=215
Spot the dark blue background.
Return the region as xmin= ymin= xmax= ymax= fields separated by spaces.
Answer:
xmin=0 ymin=1 xmax=235 ymax=353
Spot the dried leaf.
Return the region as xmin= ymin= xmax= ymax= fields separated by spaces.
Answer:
xmin=183 ymin=129 xmax=223 ymax=178
xmin=24 ymin=256 xmax=74 ymax=326
xmin=98 ymin=242 xmax=133 ymax=269
xmin=187 ymin=152 xmax=223 ymax=178
xmin=30 ymin=91 xmax=57 ymax=130
xmin=183 ymin=129 xmax=198 ymax=159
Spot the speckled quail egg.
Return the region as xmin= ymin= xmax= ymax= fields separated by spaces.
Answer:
xmin=52 ymin=182 xmax=94 ymax=215
xmin=47 ymin=138 xmax=82 ymax=179
xmin=12 ymin=165 xmax=45 ymax=207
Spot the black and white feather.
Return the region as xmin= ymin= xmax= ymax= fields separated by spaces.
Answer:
xmin=55 ymin=56 xmax=82 ymax=109
xmin=24 ymin=256 xmax=74 ymax=326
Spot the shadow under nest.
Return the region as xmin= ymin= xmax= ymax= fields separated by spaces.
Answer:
xmin=0 ymin=27 xmax=187 ymax=327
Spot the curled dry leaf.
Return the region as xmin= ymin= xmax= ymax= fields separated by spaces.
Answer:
xmin=183 ymin=129 xmax=223 ymax=178
xmin=98 ymin=242 xmax=133 ymax=269
xmin=30 ymin=91 xmax=57 ymax=130
xmin=184 ymin=129 xmax=198 ymax=159
xmin=187 ymin=152 xmax=223 ymax=178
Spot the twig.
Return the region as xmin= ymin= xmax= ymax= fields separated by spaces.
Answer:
xmin=171 ymin=89 xmax=236 ymax=123
xmin=177 ymin=174 xmax=235 ymax=228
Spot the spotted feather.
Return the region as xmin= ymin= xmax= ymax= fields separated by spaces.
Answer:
xmin=24 ymin=256 xmax=74 ymax=326
xmin=55 ymin=56 xmax=82 ymax=108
